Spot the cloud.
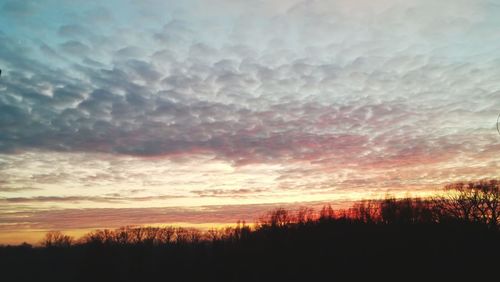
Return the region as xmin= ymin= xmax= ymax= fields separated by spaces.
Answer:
xmin=1 ymin=196 xmax=117 ymax=204
xmin=58 ymin=24 xmax=90 ymax=38
xmin=0 ymin=0 xmax=499 ymax=233
xmin=0 ymin=187 xmax=40 ymax=193
xmin=1 ymin=0 xmax=38 ymax=16
xmin=0 ymin=194 xmax=183 ymax=204
xmin=60 ymin=40 xmax=91 ymax=56
xmin=191 ymin=188 xmax=267 ymax=198
xmin=0 ymin=200 xmax=353 ymax=231
xmin=0 ymin=46 xmax=498 ymax=168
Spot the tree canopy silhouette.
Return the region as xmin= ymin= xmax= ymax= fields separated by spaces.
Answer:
xmin=1 ymin=179 xmax=498 ymax=281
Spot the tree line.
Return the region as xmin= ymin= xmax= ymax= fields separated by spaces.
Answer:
xmin=1 ymin=179 xmax=498 ymax=281
xmin=39 ymin=179 xmax=499 ymax=248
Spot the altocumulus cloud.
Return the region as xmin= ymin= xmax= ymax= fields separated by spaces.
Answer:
xmin=0 ymin=0 xmax=499 ymax=235
xmin=0 ymin=0 xmax=498 ymax=161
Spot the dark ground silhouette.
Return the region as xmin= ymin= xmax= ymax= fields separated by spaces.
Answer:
xmin=1 ymin=180 xmax=499 ymax=281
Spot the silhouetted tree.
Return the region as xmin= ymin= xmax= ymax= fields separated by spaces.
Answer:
xmin=319 ymin=204 xmax=335 ymax=221
xmin=259 ymin=208 xmax=292 ymax=228
xmin=350 ymin=200 xmax=379 ymax=223
xmin=158 ymin=226 xmax=176 ymax=244
xmin=41 ymin=231 xmax=73 ymax=248
xmin=4 ymin=184 xmax=500 ymax=282
xmin=296 ymin=207 xmax=315 ymax=224
xmin=436 ymin=179 xmax=500 ymax=228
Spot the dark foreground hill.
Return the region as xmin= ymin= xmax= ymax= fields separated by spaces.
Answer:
xmin=1 ymin=180 xmax=499 ymax=281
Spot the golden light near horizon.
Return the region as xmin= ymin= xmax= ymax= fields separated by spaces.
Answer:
xmin=1 ymin=0 xmax=500 ymax=244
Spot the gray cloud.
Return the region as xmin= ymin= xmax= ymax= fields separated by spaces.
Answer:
xmin=1 ymin=0 xmax=38 ymax=16
xmin=0 ymin=45 xmax=498 ymax=168
xmin=0 ymin=194 xmax=184 ymax=204
xmin=58 ymin=24 xmax=90 ymax=38
xmin=60 ymin=40 xmax=91 ymax=55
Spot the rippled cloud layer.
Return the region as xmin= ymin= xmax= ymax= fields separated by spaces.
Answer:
xmin=0 ymin=0 xmax=499 ymax=243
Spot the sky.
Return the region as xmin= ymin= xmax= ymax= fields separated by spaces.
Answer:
xmin=0 ymin=0 xmax=499 ymax=244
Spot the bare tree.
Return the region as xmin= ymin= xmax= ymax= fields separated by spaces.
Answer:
xmin=319 ymin=204 xmax=335 ymax=221
xmin=257 ymin=208 xmax=292 ymax=228
xmin=436 ymin=180 xmax=500 ymax=228
xmin=41 ymin=231 xmax=73 ymax=248
xmin=158 ymin=227 xmax=176 ymax=244
xmin=296 ymin=207 xmax=315 ymax=224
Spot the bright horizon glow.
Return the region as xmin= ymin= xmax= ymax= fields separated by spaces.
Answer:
xmin=1 ymin=0 xmax=499 ymax=244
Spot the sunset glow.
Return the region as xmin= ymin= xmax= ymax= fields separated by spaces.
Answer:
xmin=1 ymin=0 xmax=499 ymax=244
